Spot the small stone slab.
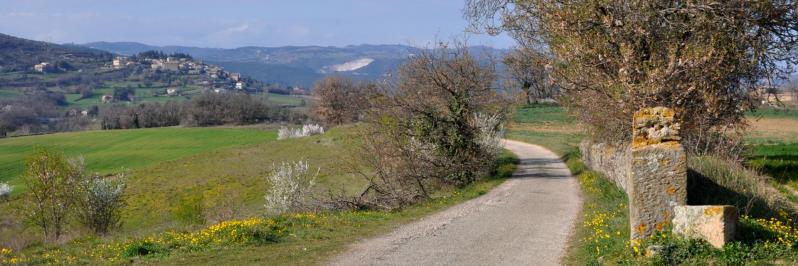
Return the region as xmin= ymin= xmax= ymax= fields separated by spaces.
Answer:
xmin=672 ymin=205 xmax=738 ymax=248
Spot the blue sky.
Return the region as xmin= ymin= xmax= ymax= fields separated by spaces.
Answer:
xmin=0 ymin=0 xmax=515 ymax=48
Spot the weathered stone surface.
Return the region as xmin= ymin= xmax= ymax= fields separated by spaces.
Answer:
xmin=581 ymin=107 xmax=688 ymax=240
xmin=632 ymin=107 xmax=681 ymax=148
xmin=672 ymin=205 xmax=738 ymax=248
xmin=630 ymin=107 xmax=687 ymax=240
xmin=630 ymin=144 xmax=687 ymax=239
xmin=580 ymin=140 xmax=631 ymax=192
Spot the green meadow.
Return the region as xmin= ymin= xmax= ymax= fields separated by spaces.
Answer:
xmin=0 ymin=127 xmax=277 ymax=186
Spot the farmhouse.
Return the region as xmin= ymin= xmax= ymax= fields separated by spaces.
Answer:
xmin=163 ymin=61 xmax=180 ymax=72
xmin=230 ymin=72 xmax=241 ymax=81
xmin=33 ymin=62 xmax=50 ymax=72
xmin=112 ymin=56 xmax=128 ymax=69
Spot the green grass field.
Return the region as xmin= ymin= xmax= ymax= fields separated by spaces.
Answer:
xmin=0 ymin=89 xmax=20 ymax=99
xmin=0 ymin=124 xmax=519 ymax=265
xmin=267 ymin=93 xmax=306 ymax=106
xmin=512 ymin=103 xmax=574 ymax=124
xmin=507 ymin=104 xmax=583 ymax=155
xmin=749 ymin=143 xmax=798 ymax=186
xmin=0 ymin=127 xmax=277 ymax=186
xmin=748 ymin=107 xmax=798 ymax=120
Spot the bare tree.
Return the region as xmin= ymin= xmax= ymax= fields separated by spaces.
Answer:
xmin=311 ymin=76 xmax=370 ymax=125
xmin=503 ymin=47 xmax=558 ymax=104
xmin=467 ymin=0 xmax=798 ymax=154
xmin=353 ymin=43 xmax=509 ymax=208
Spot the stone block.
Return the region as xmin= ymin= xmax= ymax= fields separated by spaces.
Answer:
xmin=629 ymin=107 xmax=687 ymax=240
xmin=632 ymin=107 xmax=681 ymax=148
xmin=630 ymin=144 xmax=687 ymax=239
xmin=672 ymin=205 xmax=738 ymax=248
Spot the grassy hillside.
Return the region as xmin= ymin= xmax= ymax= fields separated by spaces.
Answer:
xmin=0 ymin=127 xmax=277 ymax=187
xmin=0 ymin=125 xmax=519 ymax=265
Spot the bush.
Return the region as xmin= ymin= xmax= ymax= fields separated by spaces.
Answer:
xmin=122 ymin=241 xmax=167 ymax=258
xmin=74 ymin=172 xmax=126 ymax=235
xmin=472 ymin=112 xmax=505 ymax=160
xmin=20 ymin=148 xmax=81 ymax=242
xmin=172 ymin=194 xmax=205 ymax=226
xmin=277 ymin=124 xmax=325 ymax=140
xmin=355 ymin=43 xmax=509 ymax=208
xmin=264 ymin=161 xmax=318 ymax=215
xmin=0 ymin=182 xmax=10 ymax=201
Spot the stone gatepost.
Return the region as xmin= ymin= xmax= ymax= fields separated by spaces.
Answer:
xmin=629 ymin=107 xmax=687 ymax=240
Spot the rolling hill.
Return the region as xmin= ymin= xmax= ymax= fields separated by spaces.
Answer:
xmin=0 ymin=33 xmax=111 ymax=73
xmin=82 ymin=42 xmax=507 ymax=87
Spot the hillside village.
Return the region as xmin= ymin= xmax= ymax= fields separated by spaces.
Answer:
xmin=34 ymin=53 xmax=252 ymax=98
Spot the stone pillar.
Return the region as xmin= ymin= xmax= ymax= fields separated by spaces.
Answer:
xmin=629 ymin=107 xmax=687 ymax=240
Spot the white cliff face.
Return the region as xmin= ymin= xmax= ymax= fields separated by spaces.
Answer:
xmin=324 ymin=58 xmax=374 ymax=72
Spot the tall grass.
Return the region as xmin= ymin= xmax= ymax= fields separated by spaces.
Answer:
xmin=689 ymin=154 xmax=797 ymax=220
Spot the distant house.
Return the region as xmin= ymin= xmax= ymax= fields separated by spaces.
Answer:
xmin=291 ymin=87 xmax=309 ymax=95
xmin=230 ymin=72 xmax=241 ymax=82
xmin=208 ymin=67 xmax=224 ymax=79
xmin=150 ymin=60 xmax=164 ymax=70
xmin=166 ymin=88 xmax=179 ymax=96
xmin=235 ymin=81 xmax=245 ymax=90
xmin=112 ymin=56 xmax=128 ymax=69
xmin=163 ymin=61 xmax=180 ymax=71
xmin=34 ymin=62 xmax=50 ymax=73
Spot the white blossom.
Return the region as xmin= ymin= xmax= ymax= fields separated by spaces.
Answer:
xmin=0 ymin=182 xmax=11 ymax=201
xmin=277 ymin=124 xmax=325 ymax=140
xmin=264 ymin=161 xmax=319 ymax=215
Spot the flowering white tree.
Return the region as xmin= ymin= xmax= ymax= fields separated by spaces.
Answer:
xmin=75 ymin=174 xmax=126 ymax=234
xmin=472 ymin=112 xmax=505 ymax=158
xmin=277 ymin=124 xmax=325 ymax=140
xmin=0 ymin=182 xmax=11 ymax=201
xmin=264 ymin=161 xmax=319 ymax=215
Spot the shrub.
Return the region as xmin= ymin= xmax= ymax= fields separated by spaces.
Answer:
xmin=20 ymin=148 xmax=81 ymax=242
xmin=0 ymin=183 xmax=11 ymax=201
xmin=264 ymin=161 xmax=318 ymax=215
xmin=74 ymin=173 xmax=126 ymax=235
xmin=277 ymin=124 xmax=325 ymax=140
xmin=472 ymin=112 xmax=505 ymax=160
xmin=172 ymin=194 xmax=205 ymax=226
xmin=122 ymin=241 xmax=167 ymax=258
xmin=355 ymin=43 xmax=509 ymax=208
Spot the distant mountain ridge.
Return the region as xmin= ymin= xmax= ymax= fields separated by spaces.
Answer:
xmin=82 ymin=42 xmax=506 ymax=87
xmin=0 ymin=33 xmax=111 ymax=72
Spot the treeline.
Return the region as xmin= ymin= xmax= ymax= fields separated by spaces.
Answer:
xmin=99 ymin=92 xmax=303 ymax=130
xmin=133 ymin=50 xmax=193 ymax=60
xmin=0 ymin=91 xmax=82 ymax=137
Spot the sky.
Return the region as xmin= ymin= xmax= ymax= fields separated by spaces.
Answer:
xmin=0 ymin=0 xmax=516 ymax=49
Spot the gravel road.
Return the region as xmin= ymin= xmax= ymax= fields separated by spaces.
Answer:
xmin=328 ymin=140 xmax=582 ymax=266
